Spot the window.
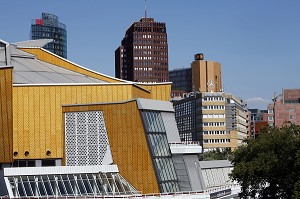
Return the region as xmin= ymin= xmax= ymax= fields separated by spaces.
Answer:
xmin=268 ymin=109 xmax=273 ymax=114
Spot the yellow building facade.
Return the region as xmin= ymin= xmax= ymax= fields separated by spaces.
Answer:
xmin=0 ymin=39 xmax=175 ymax=194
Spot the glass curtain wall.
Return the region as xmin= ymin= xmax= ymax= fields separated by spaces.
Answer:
xmin=141 ymin=111 xmax=179 ymax=193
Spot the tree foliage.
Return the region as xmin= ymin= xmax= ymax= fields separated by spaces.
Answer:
xmin=230 ymin=124 xmax=300 ymax=198
xmin=199 ymin=148 xmax=233 ymax=161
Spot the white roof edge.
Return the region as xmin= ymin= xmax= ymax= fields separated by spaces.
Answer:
xmin=21 ymin=47 xmax=131 ymax=84
xmin=13 ymin=39 xmax=53 ymax=48
xmin=4 ymin=165 xmax=119 ymax=176
xmin=63 ymin=98 xmax=137 ymax=107
xmin=0 ymin=65 xmax=13 ymax=69
xmin=136 ymin=82 xmax=172 ymax=85
xmin=13 ymin=82 xmax=136 ymax=87
xmin=0 ymin=39 xmax=9 ymax=45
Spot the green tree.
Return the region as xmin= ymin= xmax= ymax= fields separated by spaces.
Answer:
xmin=230 ymin=124 xmax=300 ymax=198
xmin=198 ymin=147 xmax=233 ymax=161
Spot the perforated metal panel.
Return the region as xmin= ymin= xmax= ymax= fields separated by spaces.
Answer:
xmin=65 ymin=111 xmax=112 ymax=166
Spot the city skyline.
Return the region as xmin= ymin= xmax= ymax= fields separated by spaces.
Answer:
xmin=1 ymin=0 xmax=299 ymax=109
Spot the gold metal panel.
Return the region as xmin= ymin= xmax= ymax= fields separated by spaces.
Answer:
xmin=139 ymin=84 xmax=171 ymax=101
xmin=0 ymin=68 xmax=13 ymax=162
xmin=12 ymin=84 xmax=158 ymax=161
xmin=62 ymin=101 xmax=160 ymax=194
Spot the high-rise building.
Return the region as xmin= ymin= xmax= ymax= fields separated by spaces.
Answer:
xmin=169 ymin=54 xmax=222 ymax=98
xmin=115 ymin=17 xmax=168 ymax=82
xmin=31 ymin=13 xmax=67 ymax=58
xmin=267 ymin=89 xmax=300 ymax=127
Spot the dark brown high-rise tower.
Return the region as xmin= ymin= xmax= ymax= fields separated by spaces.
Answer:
xmin=115 ymin=17 xmax=168 ymax=82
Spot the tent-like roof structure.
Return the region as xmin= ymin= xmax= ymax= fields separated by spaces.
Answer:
xmin=0 ymin=40 xmax=107 ymax=84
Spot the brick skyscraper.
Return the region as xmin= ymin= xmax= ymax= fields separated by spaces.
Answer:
xmin=115 ymin=17 xmax=168 ymax=83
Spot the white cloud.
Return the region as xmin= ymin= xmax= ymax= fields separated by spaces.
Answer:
xmin=246 ymin=97 xmax=270 ymax=104
xmin=245 ymin=97 xmax=271 ymax=109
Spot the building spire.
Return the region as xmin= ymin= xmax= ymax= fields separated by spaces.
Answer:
xmin=144 ymin=0 xmax=147 ymax=18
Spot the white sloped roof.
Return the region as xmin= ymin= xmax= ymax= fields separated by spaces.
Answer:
xmin=13 ymin=39 xmax=53 ymax=48
xmin=8 ymin=44 xmax=107 ymax=84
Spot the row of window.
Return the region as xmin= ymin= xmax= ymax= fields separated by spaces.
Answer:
xmin=203 ymin=122 xmax=225 ymax=127
xmin=133 ymin=51 xmax=167 ymax=56
xmin=203 ymin=97 xmax=224 ymax=101
xmin=134 ymin=34 xmax=167 ymax=39
xmin=134 ymin=45 xmax=152 ymax=49
xmin=133 ymin=62 xmax=152 ymax=66
xmin=31 ymin=25 xmax=66 ymax=33
xmin=132 ymin=56 xmax=168 ymax=61
xmin=202 ymin=114 xmax=225 ymax=119
xmin=134 ymin=67 xmax=152 ymax=71
xmin=134 ymin=56 xmax=152 ymax=60
xmin=203 ymin=139 xmax=230 ymax=143
xmin=134 ymin=50 xmax=152 ymax=55
xmin=134 ymin=27 xmax=166 ymax=33
xmin=202 ymin=105 xmax=225 ymax=110
xmin=134 ymin=40 xmax=167 ymax=45
xmin=203 ymin=131 xmax=227 ymax=135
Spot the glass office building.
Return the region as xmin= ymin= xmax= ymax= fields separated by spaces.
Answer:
xmin=31 ymin=13 xmax=67 ymax=58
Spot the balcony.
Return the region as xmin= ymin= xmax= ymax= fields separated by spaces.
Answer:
xmin=169 ymin=141 xmax=202 ymax=154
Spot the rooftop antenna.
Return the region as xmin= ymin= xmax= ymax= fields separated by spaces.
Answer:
xmin=144 ymin=0 xmax=147 ymax=18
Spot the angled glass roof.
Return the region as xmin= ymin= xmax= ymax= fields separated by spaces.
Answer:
xmin=4 ymin=166 xmax=140 ymax=198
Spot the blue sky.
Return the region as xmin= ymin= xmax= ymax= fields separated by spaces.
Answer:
xmin=1 ymin=0 xmax=300 ymax=109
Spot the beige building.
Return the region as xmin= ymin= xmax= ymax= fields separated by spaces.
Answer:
xmin=191 ymin=54 xmax=222 ymax=93
xmin=174 ymin=92 xmax=245 ymax=151
xmin=201 ymin=92 xmax=229 ymax=151
xmin=169 ymin=53 xmax=222 ymax=98
xmin=225 ymin=94 xmax=250 ymax=148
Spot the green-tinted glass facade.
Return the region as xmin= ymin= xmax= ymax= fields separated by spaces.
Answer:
xmin=31 ymin=13 xmax=67 ymax=58
xmin=141 ymin=111 xmax=180 ymax=193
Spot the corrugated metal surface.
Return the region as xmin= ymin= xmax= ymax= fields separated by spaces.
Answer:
xmin=137 ymin=98 xmax=174 ymax=112
xmin=183 ymin=155 xmax=206 ymax=191
xmin=199 ymin=160 xmax=232 ymax=169
xmin=4 ymin=165 xmax=119 ymax=176
xmin=12 ymin=72 xmax=33 ymax=83
xmin=11 ymin=55 xmax=106 ymax=84
xmin=172 ymin=155 xmax=192 ymax=192
xmin=161 ymin=112 xmax=181 ymax=143
xmin=10 ymin=45 xmax=35 ymax=58
xmin=13 ymin=39 xmax=53 ymax=48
